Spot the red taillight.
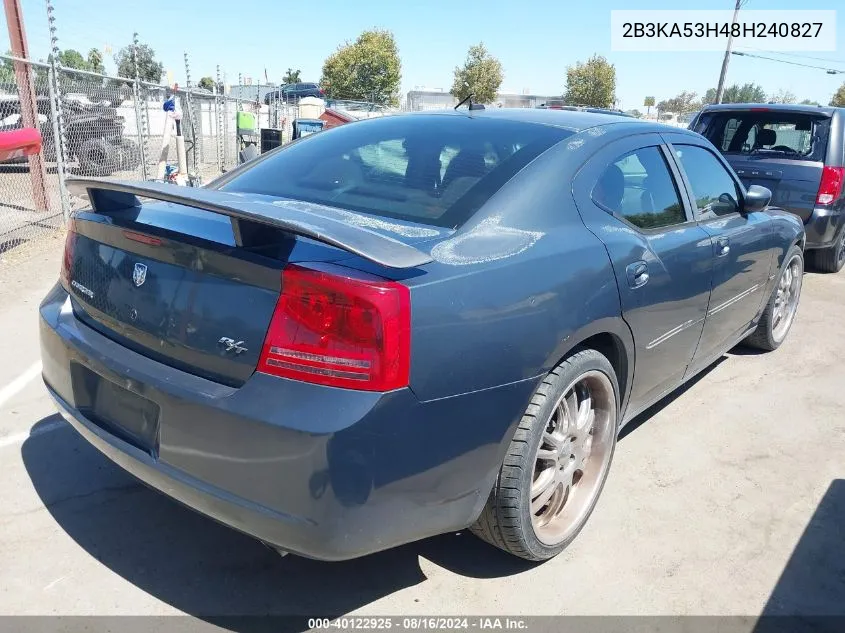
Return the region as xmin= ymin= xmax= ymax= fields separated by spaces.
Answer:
xmin=61 ymin=221 xmax=76 ymax=287
xmin=257 ymin=265 xmax=411 ymax=391
xmin=817 ymin=166 xmax=845 ymax=206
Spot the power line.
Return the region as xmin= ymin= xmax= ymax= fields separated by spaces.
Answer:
xmin=732 ymin=51 xmax=845 ymax=75
xmin=735 ymin=46 xmax=845 ymax=68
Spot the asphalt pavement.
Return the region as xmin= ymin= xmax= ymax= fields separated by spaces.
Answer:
xmin=0 ymin=247 xmax=842 ymax=626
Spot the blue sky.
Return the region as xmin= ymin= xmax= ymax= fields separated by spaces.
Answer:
xmin=5 ymin=0 xmax=844 ymax=107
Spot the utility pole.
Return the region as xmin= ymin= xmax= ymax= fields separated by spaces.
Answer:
xmin=4 ymin=0 xmax=49 ymax=211
xmin=715 ymin=0 xmax=743 ymax=104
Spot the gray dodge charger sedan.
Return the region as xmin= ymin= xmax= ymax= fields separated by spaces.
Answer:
xmin=40 ymin=109 xmax=805 ymax=561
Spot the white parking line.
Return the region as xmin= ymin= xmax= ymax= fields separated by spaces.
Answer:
xmin=0 ymin=361 xmax=42 ymax=410
xmin=0 ymin=418 xmax=65 ymax=449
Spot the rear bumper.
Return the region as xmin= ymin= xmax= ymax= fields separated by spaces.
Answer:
xmin=39 ymin=284 xmax=537 ymax=560
xmin=804 ymin=206 xmax=845 ymax=250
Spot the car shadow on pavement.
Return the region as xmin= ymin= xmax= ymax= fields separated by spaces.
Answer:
xmin=619 ymin=357 xmax=725 ymax=441
xmin=21 ymin=414 xmax=534 ymax=630
xmin=753 ymin=478 xmax=845 ymax=633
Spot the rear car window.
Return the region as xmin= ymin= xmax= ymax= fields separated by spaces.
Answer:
xmin=219 ymin=115 xmax=572 ymax=228
xmin=593 ymin=146 xmax=687 ymax=230
xmin=698 ymin=111 xmax=830 ymax=162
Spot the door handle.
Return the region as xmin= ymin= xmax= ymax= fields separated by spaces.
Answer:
xmin=626 ymin=261 xmax=649 ymax=289
xmin=716 ymin=237 xmax=731 ymax=257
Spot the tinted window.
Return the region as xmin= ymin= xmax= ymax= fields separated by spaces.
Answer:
xmin=701 ymin=111 xmax=829 ymax=161
xmin=593 ymin=146 xmax=686 ymax=230
xmin=674 ymin=144 xmax=741 ymax=218
xmin=220 ymin=115 xmax=571 ymax=228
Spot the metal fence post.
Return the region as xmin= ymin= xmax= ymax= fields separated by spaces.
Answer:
xmin=183 ymin=52 xmax=199 ymax=174
xmin=132 ymin=33 xmax=148 ymax=180
xmin=46 ymin=62 xmax=70 ymax=218
xmin=223 ymin=97 xmax=230 ymax=169
xmin=215 ymin=65 xmax=223 ymax=173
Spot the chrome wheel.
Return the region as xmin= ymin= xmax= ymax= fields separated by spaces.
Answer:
xmin=837 ymin=234 xmax=845 ymax=268
xmin=531 ymin=370 xmax=616 ymax=546
xmin=772 ymin=253 xmax=803 ymax=343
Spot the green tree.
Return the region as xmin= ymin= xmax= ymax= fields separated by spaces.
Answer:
xmin=563 ymin=54 xmax=616 ymax=108
xmin=57 ymin=49 xmax=89 ymax=71
xmin=87 ymin=48 xmax=104 ymax=74
xmin=450 ymin=43 xmax=503 ymax=104
xmin=0 ymin=51 xmax=14 ymax=85
xmin=282 ymin=68 xmax=301 ymax=84
xmin=800 ymin=98 xmax=821 ymax=106
xmin=114 ymin=42 xmax=164 ymax=83
xmin=643 ymin=95 xmax=655 ymax=116
xmin=770 ymin=89 xmax=796 ymax=104
xmin=831 ymin=83 xmax=845 ymax=107
xmin=320 ymin=29 xmax=401 ymax=106
xmin=704 ymin=83 xmax=767 ymax=104
xmin=198 ymin=76 xmax=215 ymax=91
xmin=661 ymin=90 xmax=701 ymax=115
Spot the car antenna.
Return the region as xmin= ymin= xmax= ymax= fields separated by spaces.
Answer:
xmin=455 ymin=94 xmax=474 ymax=110
xmin=455 ymin=94 xmax=485 ymax=111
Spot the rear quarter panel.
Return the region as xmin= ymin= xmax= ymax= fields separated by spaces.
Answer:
xmin=768 ymin=208 xmax=806 ymax=269
xmin=405 ymin=131 xmax=633 ymax=405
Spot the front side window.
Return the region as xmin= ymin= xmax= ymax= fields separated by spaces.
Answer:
xmin=592 ymin=146 xmax=686 ymax=230
xmin=674 ymin=144 xmax=741 ymax=218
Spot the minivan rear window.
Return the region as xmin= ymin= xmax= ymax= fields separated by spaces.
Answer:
xmin=219 ymin=115 xmax=572 ymax=228
xmin=699 ymin=112 xmax=830 ymax=162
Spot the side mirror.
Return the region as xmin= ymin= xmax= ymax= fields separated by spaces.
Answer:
xmin=743 ymin=184 xmax=772 ymax=213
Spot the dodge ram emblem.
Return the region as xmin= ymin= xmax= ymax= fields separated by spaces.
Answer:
xmin=132 ymin=263 xmax=147 ymax=287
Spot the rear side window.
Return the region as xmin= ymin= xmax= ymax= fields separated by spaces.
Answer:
xmin=701 ymin=111 xmax=829 ymax=161
xmin=674 ymin=144 xmax=741 ymax=218
xmin=593 ymin=146 xmax=686 ymax=230
xmin=219 ymin=115 xmax=572 ymax=228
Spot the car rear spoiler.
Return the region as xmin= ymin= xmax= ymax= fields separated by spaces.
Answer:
xmin=66 ymin=177 xmax=433 ymax=269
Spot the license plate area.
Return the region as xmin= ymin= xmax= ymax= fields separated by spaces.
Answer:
xmin=70 ymin=363 xmax=161 ymax=457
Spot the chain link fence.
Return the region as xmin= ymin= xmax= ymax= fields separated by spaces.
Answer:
xmin=0 ymin=57 xmax=65 ymax=262
xmin=0 ymin=55 xmax=306 ymax=270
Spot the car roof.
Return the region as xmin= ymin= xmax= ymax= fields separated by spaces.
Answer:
xmin=413 ymin=107 xmax=690 ymax=135
xmin=700 ymin=102 xmax=840 ymax=116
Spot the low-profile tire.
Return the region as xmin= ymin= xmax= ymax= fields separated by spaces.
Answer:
xmin=470 ymin=348 xmax=619 ymax=561
xmin=77 ymin=138 xmax=116 ymax=176
xmin=744 ymin=244 xmax=804 ymax=351
xmin=808 ymin=231 xmax=845 ymax=274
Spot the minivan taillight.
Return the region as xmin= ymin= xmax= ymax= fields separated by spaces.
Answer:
xmin=257 ymin=265 xmax=411 ymax=391
xmin=817 ymin=166 xmax=844 ymax=205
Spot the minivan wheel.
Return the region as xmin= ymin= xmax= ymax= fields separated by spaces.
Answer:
xmin=809 ymin=231 xmax=845 ymax=274
xmin=470 ymin=349 xmax=619 ymax=561
xmin=745 ymin=244 xmax=804 ymax=351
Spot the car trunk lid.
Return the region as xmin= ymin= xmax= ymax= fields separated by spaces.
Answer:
xmin=63 ymin=178 xmax=440 ymax=387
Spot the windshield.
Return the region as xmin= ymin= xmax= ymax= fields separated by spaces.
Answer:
xmin=219 ymin=114 xmax=572 ymax=228
xmin=700 ymin=112 xmax=830 ymax=161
